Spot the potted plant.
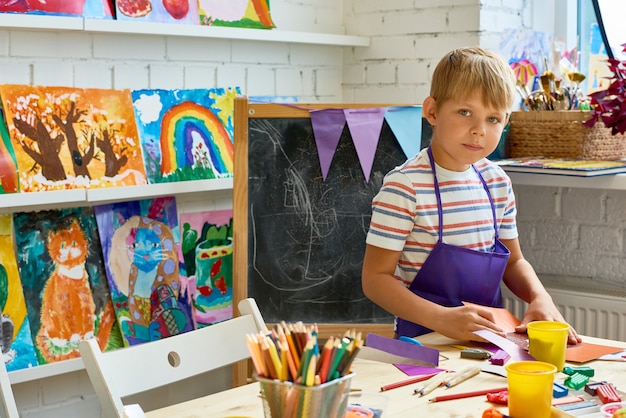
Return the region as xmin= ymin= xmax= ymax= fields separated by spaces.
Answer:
xmin=584 ymin=43 xmax=626 ymax=135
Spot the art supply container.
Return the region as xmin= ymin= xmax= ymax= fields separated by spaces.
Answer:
xmin=527 ymin=321 xmax=569 ymax=371
xmin=257 ymin=373 xmax=353 ymax=418
xmin=505 ymin=361 xmax=557 ymax=418
xmin=343 ymin=391 xmax=389 ymax=418
xmin=601 ymin=401 xmax=626 ymax=417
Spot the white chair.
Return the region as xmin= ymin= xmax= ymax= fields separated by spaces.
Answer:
xmin=79 ymin=297 xmax=267 ymax=418
xmin=0 ymin=360 xmax=19 ymax=418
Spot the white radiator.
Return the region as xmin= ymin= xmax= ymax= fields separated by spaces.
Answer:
xmin=502 ymin=287 xmax=626 ymax=342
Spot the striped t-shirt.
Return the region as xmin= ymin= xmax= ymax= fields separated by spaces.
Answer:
xmin=366 ymin=148 xmax=518 ymax=287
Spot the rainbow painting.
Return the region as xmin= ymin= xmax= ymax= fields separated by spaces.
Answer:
xmin=132 ymin=88 xmax=239 ymax=183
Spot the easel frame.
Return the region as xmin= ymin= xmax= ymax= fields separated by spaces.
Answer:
xmin=232 ymin=97 xmax=396 ymax=384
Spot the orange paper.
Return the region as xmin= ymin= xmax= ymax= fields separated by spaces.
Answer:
xmin=462 ymin=301 xmax=521 ymax=332
xmin=565 ymin=342 xmax=623 ymax=363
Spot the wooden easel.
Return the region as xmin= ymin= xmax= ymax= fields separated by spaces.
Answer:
xmin=232 ymin=97 xmax=407 ymax=386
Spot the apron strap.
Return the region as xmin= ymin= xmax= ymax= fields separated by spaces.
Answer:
xmin=426 ymin=146 xmax=499 ymax=247
xmin=426 ymin=147 xmax=444 ymax=244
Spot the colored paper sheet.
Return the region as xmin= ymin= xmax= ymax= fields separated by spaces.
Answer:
xmin=344 ymin=107 xmax=385 ymax=182
xmin=384 ymin=106 xmax=423 ymax=159
xmin=565 ymin=342 xmax=624 ymax=363
xmin=462 ymin=301 xmax=521 ymax=332
xmin=310 ymin=109 xmax=346 ymax=181
xmin=357 ymin=346 xmax=437 ymax=367
xmin=473 ymin=329 xmax=535 ymax=361
xmin=365 ymin=333 xmax=439 ymax=366
xmin=394 ymin=364 xmax=446 ymax=377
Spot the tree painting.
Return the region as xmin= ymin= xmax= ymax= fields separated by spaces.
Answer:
xmin=0 ymin=85 xmax=147 ymax=192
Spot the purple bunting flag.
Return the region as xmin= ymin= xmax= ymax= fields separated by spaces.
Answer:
xmin=343 ymin=107 xmax=386 ymax=182
xmin=310 ymin=108 xmax=346 ymax=181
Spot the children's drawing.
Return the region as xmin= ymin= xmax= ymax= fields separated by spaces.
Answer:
xmin=0 ymin=215 xmax=38 ymax=371
xmin=180 ymin=209 xmax=233 ymax=327
xmin=198 ymin=0 xmax=275 ymax=29
xmin=0 ymin=85 xmax=147 ymax=192
xmin=132 ymin=88 xmax=238 ymax=183
xmin=13 ymin=208 xmax=121 ymax=364
xmin=498 ymin=28 xmax=553 ymax=94
xmin=114 ymin=0 xmax=199 ymax=24
xmin=0 ymin=109 xmax=18 ymax=194
xmin=0 ymin=0 xmax=114 ymax=18
xmin=94 ymin=197 xmax=195 ymax=346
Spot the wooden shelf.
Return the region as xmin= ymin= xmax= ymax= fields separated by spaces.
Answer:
xmin=0 ymin=14 xmax=83 ymax=31
xmin=9 ymin=358 xmax=84 ymax=385
xmin=507 ymin=171 xmax=626 ymax=190
xmin=87 ymin=178 xmax=233 ymax=204
xmin=0 ymin=178 xmax=232 ymax=213
xmin=0 ymin=189 xmax=86 ymax=214
xmin=84 ymin=19 xmax=370 ymax=46
xmin=0 ymin=14 xmax=369 ymax=47
xmin=2 ymin=178 xmax=232 ymax=383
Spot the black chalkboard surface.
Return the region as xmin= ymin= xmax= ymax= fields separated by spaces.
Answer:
xmin=233 ymin=100 xmax=427 ymax=334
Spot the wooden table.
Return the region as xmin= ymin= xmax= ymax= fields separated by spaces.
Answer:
xmin=145 ymin=333 xmax=626 ymax=418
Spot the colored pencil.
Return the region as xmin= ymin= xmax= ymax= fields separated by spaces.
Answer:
xmin=380 ymin=371 xmax=441 ymax=392
xmin=318 ymin=337 xmax=335 ymax=383
xmin=416 ymin=372 xmax=450 ymax=396
xmin=245 ymin=324 xmax=361 ymax=385
xmin=445 ymin=366 xmax=481 ymax=387
xmin=428 ymin=386 xmax=508 ymax=403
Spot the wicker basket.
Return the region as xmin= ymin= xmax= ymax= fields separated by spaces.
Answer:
xmin=507 ymin=111 xmax=626 ymax=160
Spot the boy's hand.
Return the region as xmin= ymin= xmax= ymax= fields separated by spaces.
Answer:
xmin=435 ymin=304 xmax=506 ymax=342
xmin=515 ymin=295 xmax=582 ymax=345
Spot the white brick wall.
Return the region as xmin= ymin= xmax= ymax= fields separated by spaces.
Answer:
xmin=514 ymin=183 xmax=626 ymax=296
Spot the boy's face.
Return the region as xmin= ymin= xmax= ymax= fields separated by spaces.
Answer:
xmin=424 ymin=92 xmax=508 ymax=171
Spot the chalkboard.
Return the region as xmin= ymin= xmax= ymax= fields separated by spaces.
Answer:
xmin=232 ymin=99 xmax=428 ymax=336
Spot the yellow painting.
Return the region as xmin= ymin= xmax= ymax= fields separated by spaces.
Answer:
xmin=0 ymin=85 xmax=147 ymax=192
xmin=0 ymin=215 xmax=38 ymax=371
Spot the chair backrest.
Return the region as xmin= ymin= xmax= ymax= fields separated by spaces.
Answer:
xmin=0 ymin=360 xmax=19 ymax=418
xmin=79 ymin=297 xmax=267 ymax=417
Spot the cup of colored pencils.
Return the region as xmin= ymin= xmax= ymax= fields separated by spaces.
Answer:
xmin=246 ymin=322 xmax=363 ymax=418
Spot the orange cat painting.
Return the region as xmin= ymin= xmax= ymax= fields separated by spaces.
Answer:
xmin=14 ymin=208 xmax=121 ymax=364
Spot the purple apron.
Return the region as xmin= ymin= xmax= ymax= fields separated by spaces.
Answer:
xmin=395 ymin=147 xmax=510 ymax=338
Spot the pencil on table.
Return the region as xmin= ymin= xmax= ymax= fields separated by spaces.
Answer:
xmin=417 ymin=371 xmax=450 ymax=396
xmin=445 ymin=366 xmax=481 ymax=388
xmin=428 ymin=386 xmax=508 ymax=403
xmin=380 ymin=371 xmax=442 ymax=392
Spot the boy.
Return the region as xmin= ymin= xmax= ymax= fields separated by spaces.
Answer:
xmin=362 ymin=47 xmax=580 ymax=344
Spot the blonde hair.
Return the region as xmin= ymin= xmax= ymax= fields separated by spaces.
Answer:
xmin=430 ymin=46 xmax=516 ymax=112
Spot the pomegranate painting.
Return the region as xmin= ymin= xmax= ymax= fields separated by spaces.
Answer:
xmin=115 ymin=0 xmax=198 ymax=24
xmin=162 ymin=0 xmax=189 ymax=19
